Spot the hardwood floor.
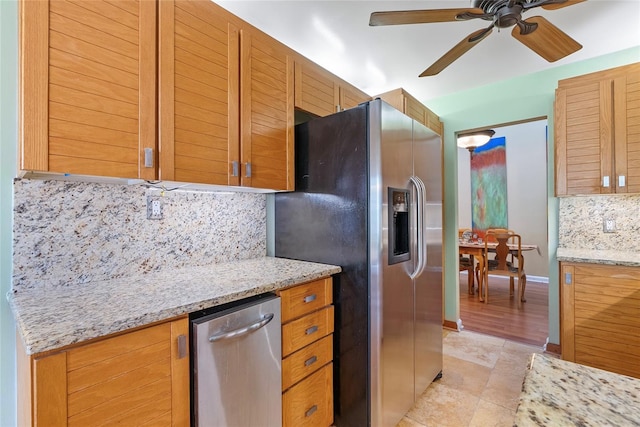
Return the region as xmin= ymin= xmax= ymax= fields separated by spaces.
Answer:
xmin=459 ymin=273 xmax=549 ymax=347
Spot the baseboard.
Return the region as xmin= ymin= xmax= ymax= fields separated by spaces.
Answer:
xmin=545 ymin=342 xmax=561 ymax=355
xmin=460 ymin=271 xmax=549 ymax=284
xmin=443 ymin=319 xmax=460 ymax=331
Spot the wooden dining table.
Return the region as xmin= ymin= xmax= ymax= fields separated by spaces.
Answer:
xmin=459 ymin=240 xmax=540 ymax=301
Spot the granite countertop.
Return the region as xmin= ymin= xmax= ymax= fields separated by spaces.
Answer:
xmin=556 ymin=248 xmax=640 ymax=267
xmin=514 ymin=353 xmax=640 ymax=426
xmin=8 ymin=256 xmax=341 ymax=355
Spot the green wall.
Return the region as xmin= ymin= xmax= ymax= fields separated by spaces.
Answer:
xmin=428 ymin=46 xmax=640 ymax=344
xmin=0 ymin=1 xmax=17 ymax=425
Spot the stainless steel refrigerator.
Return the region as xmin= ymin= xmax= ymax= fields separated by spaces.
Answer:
xmin=275 ymin=99 xmax=443 ymax=427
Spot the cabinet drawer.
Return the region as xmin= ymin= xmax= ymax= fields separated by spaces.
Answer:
xmin=283 ymin=363 xmax=333 ymax=427
xmin=283 ymin=334 xmax=333 ymax=391
xmin=282 ymin=306 xmax=334 ymax=356
xmin=280 ymin=277 xmax=332 ymax=322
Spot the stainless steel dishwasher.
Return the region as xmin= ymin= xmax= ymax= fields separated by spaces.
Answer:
xmin=191 ymin=293 xmax=281 ymax=427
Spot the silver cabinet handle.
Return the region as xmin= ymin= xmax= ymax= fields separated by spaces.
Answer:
xmin=603 ymin=175 xmax=610 ymax=187
xmin=303 ymin=294 xmax=317 ymax=303
xmin=304 ymin=355 xmax=318 ymax=366
xmin=177 ymin=334 xmax=187 ymax=359
xmin=144 ymin=147 xmax=154 ymax=168
xmin=619 ymin=175 xmax=626 ymax=187
xmin=305 ymin=405 xmax=318 ymax=417
xmin=231 ymin=161 xmax=239 ymax=177
xmin=305 ymin=325 xmax=318 ymax=335
xmin=208 ymin=313 xmax=274 ymax=342
xmin=245 ymin=162 xmax=252 ymax=178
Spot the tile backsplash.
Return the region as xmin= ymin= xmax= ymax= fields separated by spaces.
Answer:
xmin=558 ymin=194 xmax=640 ymax=251
xmin=12 ymin=179 xmax=266 ymax=290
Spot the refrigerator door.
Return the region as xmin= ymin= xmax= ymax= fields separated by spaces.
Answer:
xmin=412 ymin=121 xmax=444 ymax=397
xmin=376 ymin=101 xmax=416 ymax=427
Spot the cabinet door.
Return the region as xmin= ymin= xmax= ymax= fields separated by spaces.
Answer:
xmin=613 ymin=70 xmax=640 ymax=193
xmin=561 ymin=263 xmax=640 ymax=378
xmin=20 ymin=318 xmax=189 ymax=427
xmin=339 ymin=84 xmax=370 ymax=112
xmin=21 ymin=0 xmax=157 ymax=180
xmin=403 ymin=95 xmax=428 ymax=126
xmin=294 ymin=60 xmax=339 ymax=117
xmin=159 ymin=0 xmax=240 ymax=186
xmin=555 ymin=81 xmax=612 ymax=196
xmin=241 ymin=29 xmax=294 ymax=190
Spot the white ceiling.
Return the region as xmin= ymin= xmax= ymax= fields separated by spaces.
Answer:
xmin=215 ymin=0 xmax=640 ymax=103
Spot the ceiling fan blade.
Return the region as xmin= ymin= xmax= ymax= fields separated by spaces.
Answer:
xmin=511 ymin=16 xmax=582 ymax=62
xmin=420 ymin=26 xmax=494 ymax=77
xmin=541 ymin=0 xmax=586 ymax=10
xmin=369 ymin=8 xmax=485 ymax=26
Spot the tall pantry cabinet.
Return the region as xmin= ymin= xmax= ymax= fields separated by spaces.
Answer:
xmin=555 ymin=62 xmax=640 ymax=196
xmin=20 ymin=0 xmax=294 ymax=191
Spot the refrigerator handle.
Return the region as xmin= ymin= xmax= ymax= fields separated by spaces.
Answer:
xmin=409 ymin=176 xmax=426 ymax=279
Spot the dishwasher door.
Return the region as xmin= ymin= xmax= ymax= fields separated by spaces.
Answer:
xmin=192 ymin=294 xmax=281 ymax=427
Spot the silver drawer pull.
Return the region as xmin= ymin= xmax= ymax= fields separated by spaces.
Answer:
xmin=303 ymin=294 xmax=317 ymax=303
xmin=305 ymin=405 xmax=318 ymax=418
xmin=304 ymin=355 xmax=318 ymax=367
xmin=305 ymin=325 xmax=318 ymax=335
xmin=208 ymin=313 xmax=274 ymax=342
xmin=177 ymin=334 xmax=187 ymax=359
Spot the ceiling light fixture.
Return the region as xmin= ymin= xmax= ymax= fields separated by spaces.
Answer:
xmin=457 ymin=129 xmax=495 ymax=153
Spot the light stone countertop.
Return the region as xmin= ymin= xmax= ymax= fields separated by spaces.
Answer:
xmin=8 ymin=257 xmax=341 ymax=355
xmin=514 ymin=353 xmax=640 ymax=426
xmin=556 ymin=248 xmax=640 ymax=267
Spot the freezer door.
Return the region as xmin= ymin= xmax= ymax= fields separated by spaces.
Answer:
xmin=412 ymin=121 xmax=444 ymax=397
xmin=376 ymin=101 xmax=416 ymax=427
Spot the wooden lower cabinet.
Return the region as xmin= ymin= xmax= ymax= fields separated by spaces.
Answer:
xmin=561 ymin=262 xmax=640 ymax=378
xmin=279 ymin=277 xmax=334 ymax=427
xmin=18 ymin=316 xmax=189 ymax=426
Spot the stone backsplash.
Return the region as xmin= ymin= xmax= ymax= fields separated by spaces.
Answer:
xmin=558 ymin=194 xmax=640 ymax=251
xmin=12 ymin=179 xmax=266 ymax=290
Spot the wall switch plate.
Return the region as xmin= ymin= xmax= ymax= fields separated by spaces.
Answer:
xmin=147 ymin=196 xmax=163 ymax=220
xmin=603 ymin=218 xmax=615 ymax=233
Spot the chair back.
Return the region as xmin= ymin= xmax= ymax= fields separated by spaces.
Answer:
xmin=484 ymin=230 xmax=522 ymax=273
xmin=484 ymin=228 xmax=514 ymax=243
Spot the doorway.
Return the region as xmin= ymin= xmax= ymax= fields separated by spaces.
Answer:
xmin=457 ymin=119 xmax=550 ymax=347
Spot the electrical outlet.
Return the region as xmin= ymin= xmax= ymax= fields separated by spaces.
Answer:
xmin=147 ymin=196 xmax=163 ymax=220
xmin=603 ymin=218 xmax=615 ymax=233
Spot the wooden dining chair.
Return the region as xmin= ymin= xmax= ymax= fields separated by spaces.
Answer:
xmin=458 ymin=228 xmax=476 ymax=294
xmin=481 ymin=231 xmax=527 ymax=306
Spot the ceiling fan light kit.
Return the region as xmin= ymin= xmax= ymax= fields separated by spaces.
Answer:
xmin=370 ymin=0 xmax=586 ymax=76
xmin=457 ymin=129 xmax=496 ymax=152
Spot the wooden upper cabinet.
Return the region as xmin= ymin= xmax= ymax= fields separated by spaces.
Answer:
xmin=158 ymin=0 xmax=240 ymax=186
xmin=376 ymin=88 xmax=443 ymax=135
xmin=294 ymin=58 xmax=370 ymax=117
xmin=555 ymin=62 xmax=640 ymax=196
xmin=338 ymin=83 xmax=370 ymax=112
xmin=20 ymin=0 xmax=157 ymax=180
xmin=241 ymin=28 xmax=294 ymax=191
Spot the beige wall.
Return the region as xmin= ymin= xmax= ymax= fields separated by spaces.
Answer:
xmin=458 ymin=119 xmax=549 ymax=280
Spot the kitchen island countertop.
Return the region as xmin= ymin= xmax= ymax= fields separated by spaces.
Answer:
xmin=556 ymin=248 xmax=640 ymax=267
xmin=8 ymin=256 xmax=341 ymax=355
xmin=514 ymin=353 xmax=640 ymax=426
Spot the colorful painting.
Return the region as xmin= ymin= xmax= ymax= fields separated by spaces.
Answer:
xmin=471 ymin=136 xmax=507 ymax=238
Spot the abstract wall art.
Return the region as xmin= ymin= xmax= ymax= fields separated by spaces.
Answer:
xmin=470 ymin=136 xmax=508 ymax=237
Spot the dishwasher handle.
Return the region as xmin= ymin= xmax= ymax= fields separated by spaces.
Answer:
xmin=208 ymin=313 xmax=275 ymax=342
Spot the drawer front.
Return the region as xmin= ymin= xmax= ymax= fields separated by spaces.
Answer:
xmin=283 ymin=334 xmax=333 ymax=391
xmin=283 ymin=363 xmax=333 ymax=427
xmin=282 ymin=306 xmax=334 ymax=356
xmin=280 ymin=277 xmax=332 ymax=322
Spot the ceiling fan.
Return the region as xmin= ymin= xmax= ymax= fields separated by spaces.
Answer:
xmin=369 ymin=0 xmax=585 ymax=77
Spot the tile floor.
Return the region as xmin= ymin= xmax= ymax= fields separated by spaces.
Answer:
xmin=397 ymin=329 xmax=544 ymax=427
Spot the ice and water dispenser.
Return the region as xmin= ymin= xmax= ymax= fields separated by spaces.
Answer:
xmin=388 ymin=188 xmax=410 ymax=265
